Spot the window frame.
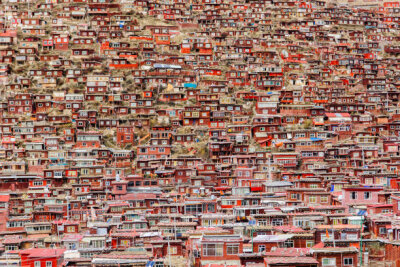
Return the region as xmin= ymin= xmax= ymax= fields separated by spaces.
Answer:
xmin=226 ymin=243 xmax=239 ymax=255
xmin=322 ymin=258 xmax=336 ymax=266
xmin=202 ymin=243 xmax=223 ymax=256
xmin=343 ymin=257 xmax=353 ymax=266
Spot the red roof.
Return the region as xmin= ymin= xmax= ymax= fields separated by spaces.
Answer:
xmin=264 ymin=257 xmax=319 ymax=264
xmin=19 ymin=248 xmax=66 ymax=258
xmin=0 ymin=195 xmax=10 ymax=202
xmin=313 ymin=242 xmax=325 ymax=249
xmin=120 ymin=193 xmax=158 ymax=200
xmin=264 ymin=248 xmax=311 ymax=257
xmin=325 ymin=112 xmax=351 ymax=118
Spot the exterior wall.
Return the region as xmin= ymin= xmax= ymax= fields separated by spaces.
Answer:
xmin=200 ymin=242 xmax=243 ymax=261
xmin=343 ymin=190 xmax=380 ymax=206
xmin=314 ymin=253 xmax=358 ymax=267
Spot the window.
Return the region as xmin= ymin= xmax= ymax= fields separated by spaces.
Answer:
xmin=283 ymin=240 xmax=294 ymax=248
xmin=271 ymin=218 xmax=283 ymax=226
xmin=168 ymin=246 xmax=177 ymax=254
xmin=306 ymin=241 xmax=314 ymax=248
xmin=46 ymin=261 xmax=53 ymax=267
xmin=226 ymin=244 xmax=239 ymax=255
xmin=364 ymin=192 xmax=370 ymax=199
xmin=309 ymin=196 xmax=317 ymax=203
xmin=35 ymin=262 xmax=41 ymax=267
xmin=379 ymin=227 xmax=387 ymax=235
xmin=203 ymin=243 xmax=223 ymax=256
xmin=33 ymin=181 xmax=43 ymax=186
xmin=120 ymin=240 xmax=130 ymax=247
xmin=322 ymin=258 xmax=336 ymax=266
xmin=5 ymin=245 xmax=18 ymax=251
xmin=343 ymin=257 xmax=353 ymax=266
xmin=350 ymin=192 xmax=357 ymax=200
xmin=258 ymin=245 xmax=266 ymax=252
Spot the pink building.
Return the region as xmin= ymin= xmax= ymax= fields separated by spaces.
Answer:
xmin=342 ymin=187 xmax=383 ymax=212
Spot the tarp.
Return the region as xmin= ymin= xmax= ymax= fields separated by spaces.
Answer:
xmin=184 ymin=83 xmax=197 ymax=88
xmin=153 ymin=64 xmax=181 ymax=69
xmin=357 ymin=210 xmax=367 ymax=216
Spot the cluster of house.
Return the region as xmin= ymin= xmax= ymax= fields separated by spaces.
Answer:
xmin=1 ymin=0 xmax=400 ymax=266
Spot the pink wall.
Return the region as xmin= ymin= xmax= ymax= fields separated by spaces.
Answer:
xmin=343 ymin=190 xmax=379 ymax=207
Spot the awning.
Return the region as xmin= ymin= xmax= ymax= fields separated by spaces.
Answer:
xmin=357 ymin=210 xmax=367 ymax=216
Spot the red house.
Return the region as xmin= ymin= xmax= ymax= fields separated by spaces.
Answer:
xmin=200 ymin=234 xmax=243 ymax=266
xmin=19 ymin=248 xmax=65 ymax=267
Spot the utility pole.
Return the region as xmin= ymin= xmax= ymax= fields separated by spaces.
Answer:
xmin=251 ymin=228 xmax=254 ymax=253
xmin=268 ymin=155 xmax=272 ymax=181
xmin=362 ymin=146 xmax=365 ymax=168
xmin=66 ymin=195 xmax=70 ymax=220
xmin=359 ymin=216 xmax=364 ymax=267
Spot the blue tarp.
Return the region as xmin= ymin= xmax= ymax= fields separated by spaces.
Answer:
xmin=146 ymin=261 xmax=155 ymax=267
xmin=357 ymin=210 xmax=367 ymax=216
xmin=184 ymin=83 xmax=197 ymax=88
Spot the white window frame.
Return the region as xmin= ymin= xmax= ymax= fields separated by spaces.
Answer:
xmin=322 ymin=258 xmax=336 ymax=266
xmin=343 ymin=257 xmax=353 ymax=266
